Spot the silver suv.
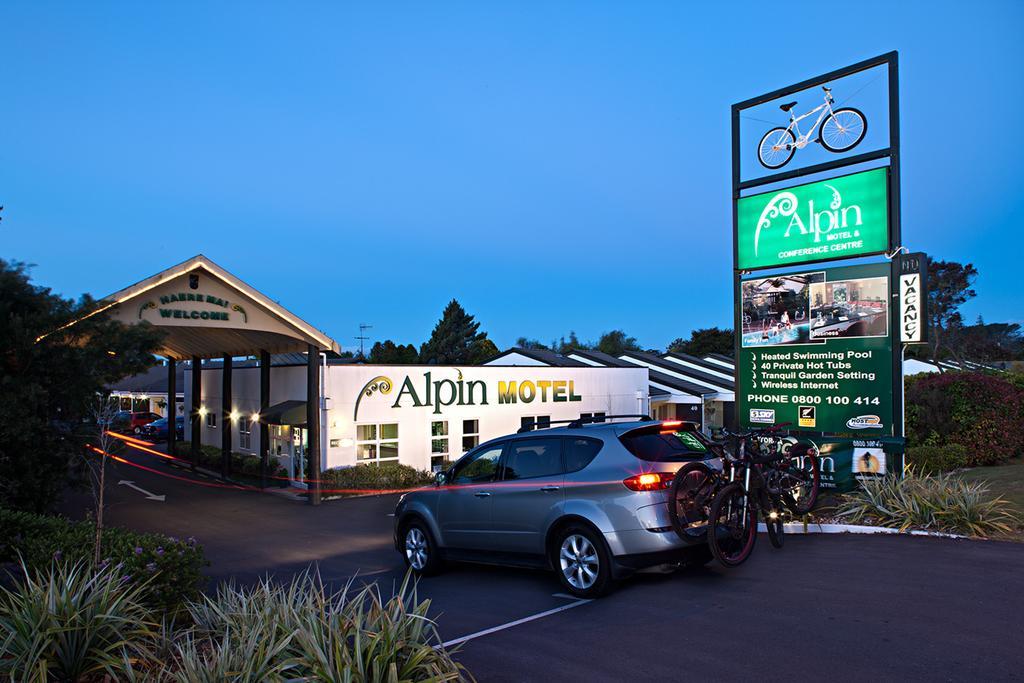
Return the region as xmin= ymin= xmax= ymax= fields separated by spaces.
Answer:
xmin=394 ymin=418 xmax=720 ymax=598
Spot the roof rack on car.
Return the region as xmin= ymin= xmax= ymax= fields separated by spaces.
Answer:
xmin=516 ymin=414 xmax=654 ymax=433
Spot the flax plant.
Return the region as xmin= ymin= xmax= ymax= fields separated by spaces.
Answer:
xmin=837 ymin=467 xmax=1021 ymax=537
xmin=0 ymin=559 xmax=158 ymax=682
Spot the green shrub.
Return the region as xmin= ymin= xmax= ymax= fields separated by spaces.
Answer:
xmin=166 ymin=569 xmax=465 ymax=682
xmin=0 ymin=508 xmax=207 ymax=613
xmin=321 ymin=462 xmax=434 ymax=492
xmin=0 ymin=563 xmax=467 ymax=682
xmin=907 ymin=444 xmax=969 ymax=474
xmin=905 ymin=371 xmax=1024 ymax=466
xmin=0 ymin=560 xmax=158 ymax=681
xmin=174 ymin=441 xmax=288 ymax=480
xmin=836 ymin=468 xmax=1021 ymax=537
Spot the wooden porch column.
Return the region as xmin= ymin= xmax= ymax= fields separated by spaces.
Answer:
xmin=166 ymin=358 xmax=176 ymax=459
xmin=221 ymin=353 xmax=232 ymax=479
xmin=190 ymin=356 xmax=201 ymax=470
xmin=259 ymin=350 xmax=270 ymax=488
xmin=306 ymin=345 xmax=321 ymax=506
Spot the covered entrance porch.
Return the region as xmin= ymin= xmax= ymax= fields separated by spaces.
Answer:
xmin=95 ymin=255 xmax=339 ymax=504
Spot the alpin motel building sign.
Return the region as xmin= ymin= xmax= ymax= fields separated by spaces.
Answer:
xmin=736 ymin=167 xmax=889 ymax=271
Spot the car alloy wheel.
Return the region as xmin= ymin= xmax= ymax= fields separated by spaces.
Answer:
xmin=559 ymin=533 xmax=599 ymax=590
xmin=405 ymin=527 xmax=428 ymax=571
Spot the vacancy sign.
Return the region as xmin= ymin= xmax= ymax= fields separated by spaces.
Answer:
xmin=898 ymin=252 xmax=928 ymax=344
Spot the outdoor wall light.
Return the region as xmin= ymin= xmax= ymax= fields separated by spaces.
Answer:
xmin=198 ymin=406 xmax=208 ymax=417
xmin=229 ymin=410 xmax=240 ymax=422
xmin=251 ymin=412 xmax=261 ymax=423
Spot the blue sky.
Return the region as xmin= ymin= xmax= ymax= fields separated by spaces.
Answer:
xmin=2 ymin=1 xmax=1021 ymax=353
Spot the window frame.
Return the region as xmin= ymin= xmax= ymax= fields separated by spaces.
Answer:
xmin=461 ymin=418 xmax=480 ymax=453
xmin=238 ymin=417 xmax=252 ymax=451
xmin=205 ymin=412 xmax=217 ymax=428
xmin=355 ymin=421 xmax=400 ymax=465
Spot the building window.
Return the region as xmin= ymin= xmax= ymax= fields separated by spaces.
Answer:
xmin=239 ymin=417 xmax=252 ymax=451
xmin=579 ymin=412 xmax=606 ymax=424
xmin=356 ymin=423 xmax=399 ymax=464
xmin=462 ymin=419 xmax=479 ymax=452
xmin=206 ymin=412 xmax=217 ymax=428
xmin=520 ymin=415 xmax=551 ymax=431
xmin=431 ymin=421 xmax=448 ymax=471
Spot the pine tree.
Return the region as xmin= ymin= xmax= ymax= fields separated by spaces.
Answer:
xmin=419 ymin=300 xmax=493 ymax=365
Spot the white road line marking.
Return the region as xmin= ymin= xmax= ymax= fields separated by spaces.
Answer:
xmin=438 ymin=598 xmax=592 ymax=649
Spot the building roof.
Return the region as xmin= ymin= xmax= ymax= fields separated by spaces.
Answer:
xmin=567 ymin=351 xmax=710 ymax=398
xmin=108 ymin=364 xmax=185 ymax=394
xmin=661 ymin=352 xmax=736 ymax=384
xmin=486 ymin=347 xmax=590 ymax=367
xmin=619 ymin=351 xmax=734 ymax=394
xmin=62 ymin=254 xmax=339 ymax=359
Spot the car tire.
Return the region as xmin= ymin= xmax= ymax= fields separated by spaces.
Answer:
xmin=133 ymin=426 xmax=142 ymax=435
xmin=401 ymin=520 xmax=443 ymax=577
xmin=552 ymin=524 xmax=614 ymax=599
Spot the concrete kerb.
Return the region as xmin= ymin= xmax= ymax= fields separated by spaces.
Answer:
xmin=757 ymin=521 xmax=967 ymax=540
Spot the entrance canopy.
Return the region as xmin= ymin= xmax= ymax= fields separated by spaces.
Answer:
xmin=99 ymin=255 xmax=337 ymax=359
xmin=261 ymin=400 xmax=308 ymax=426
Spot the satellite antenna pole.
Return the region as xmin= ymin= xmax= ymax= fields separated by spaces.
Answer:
xmin=355 ymin=323 xmax=373 ymax=358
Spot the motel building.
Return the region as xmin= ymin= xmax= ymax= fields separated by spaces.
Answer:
xmin=101 ymin=255 xmax=649 ymax=503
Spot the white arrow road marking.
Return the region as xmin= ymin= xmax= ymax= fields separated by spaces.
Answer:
xmin=118 ymin=480 xmax=166 ymax=502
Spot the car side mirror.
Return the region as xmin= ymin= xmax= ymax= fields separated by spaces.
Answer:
xmin=435 ymin=471 xmax=447 ymax=486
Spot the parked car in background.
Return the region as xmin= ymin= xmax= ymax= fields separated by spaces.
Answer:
xmin=107 ymin=410 xmax=163 ymax=434
xmin=141 ymin=416 xmax=185 ymax=442
xmin=394 ymin=417 xmax=721 ymax=598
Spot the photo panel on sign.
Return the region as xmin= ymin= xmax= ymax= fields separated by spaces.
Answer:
xmin=736 ymin=59 xmax=892 ymax=186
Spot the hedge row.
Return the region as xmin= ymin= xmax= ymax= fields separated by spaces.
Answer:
xmin=906 ymin=371 xmax=1024 ymax=467
xmin=320 ymin=462 xmax=434 ymax=491
xmin=0 ymin=508 xmax=207 ymax=613
xmin=173 ymin=441 xmax=288 ymax=480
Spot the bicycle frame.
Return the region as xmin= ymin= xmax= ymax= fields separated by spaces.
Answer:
xmin=783 ymin=93 xmax=836 ymax=148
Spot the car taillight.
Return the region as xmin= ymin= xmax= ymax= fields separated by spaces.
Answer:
xmin=623 ymin=471 xmax=675 ymax=491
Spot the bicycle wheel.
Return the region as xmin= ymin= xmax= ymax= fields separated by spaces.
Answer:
xmin=765 ymin=497 xmax=785 ymax=549
xmin=820 ymin=107 xmax=866 ymax=152
xmin=757 ymin=127 xmax=796 ymax=169
xmin=781 ymin=449 xmax=820 ymax=515
xmin=707 ymin=482 xmax=757 ymax=568
xmin=668 ymin=462 xmax=717 ymax=538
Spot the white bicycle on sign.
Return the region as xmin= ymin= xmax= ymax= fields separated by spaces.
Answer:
xmin=757 ymin=86 xmax=867 ymax=169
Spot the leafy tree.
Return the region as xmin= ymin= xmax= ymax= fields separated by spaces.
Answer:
xmin=419 ymin=299 xmax=493 ymax=365
xmin=515 ymin=337 xmax=549 ymax=350
xmin=959 ymin=318 xmax=1023 ymax=363
xmin=369 ymin=340 xmax=419 ymax=364
xmin=554 ymin=331 xmax=591 ymax=354
xmin=0 ymin=259 xmax=163 ymax=512
xmin=924 ymin=260 xmax=978 ymax=370
xmin=470 ymin=337 xmax=499 ymax=364
xmin=596 ymin=330 xmax=641 ymax=357
xmin=667 ymin=327 xmax=735 ymax=358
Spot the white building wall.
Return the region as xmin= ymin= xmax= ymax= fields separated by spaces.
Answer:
xmin=185 ymin=363 xmax=649 ymax=474
xmin=323 ymin=365 xmax=649 ymax=471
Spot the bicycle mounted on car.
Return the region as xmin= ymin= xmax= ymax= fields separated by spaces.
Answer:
xmin=667 ymin=423 xmax=820 ymax=567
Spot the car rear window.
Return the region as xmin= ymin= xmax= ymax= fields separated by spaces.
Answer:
xmin=502 ymin=438 xmax=562 ymax=481
xmin=619 ymin=426 xmax=711 ymax=462
xmin=563 ymin=437 xmax=603 ymax=473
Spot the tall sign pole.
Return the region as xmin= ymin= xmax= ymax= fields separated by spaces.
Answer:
xmin=731 ymin=52 xmax=915 ymax=487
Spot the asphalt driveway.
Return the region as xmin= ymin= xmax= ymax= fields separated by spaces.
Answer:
xmin=61 ymin=442 xmax=1024 ymax=681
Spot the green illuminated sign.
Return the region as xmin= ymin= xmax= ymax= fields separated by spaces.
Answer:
xmin=737 ymin=262 xmax=894 ymax=435
xmin=736 ymin=167 xmax=889 ymax=270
